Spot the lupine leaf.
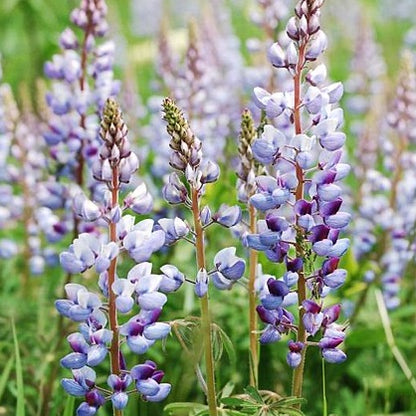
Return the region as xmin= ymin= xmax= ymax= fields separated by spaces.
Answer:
xmin=212 ymin=324 xmax=236 ymax=365
xmin=12 ymin=319 xmax=25 ymax=416
xmin=221 ymin=397 xmax=249 ymax=406
xmin=244 ymin=386 xmax=264 ymax=403
xmin=219 ymin=381 xmax=235 ymax=399
xmin=164 ymin=402 xmax=208 ymax=416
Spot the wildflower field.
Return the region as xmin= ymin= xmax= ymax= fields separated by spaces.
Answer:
xmin=1 ymin=0 xmax=416 ymax=415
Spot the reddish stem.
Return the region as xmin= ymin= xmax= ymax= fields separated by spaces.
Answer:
xmin=291 ymin=41 xmax=308 ymax=403
xmin=108 ymin=166 xmax=122 ymax=416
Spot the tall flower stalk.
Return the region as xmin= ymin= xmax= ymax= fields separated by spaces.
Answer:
xmin=162 ymin=98 xmax=245 ymax=415
xmin=246 ymin=0 xmax=349 ymax=407
xmin=41 ymin=1 xmax=119 ymax=411
xmin=56 ymin=99 xmax=174 ymax=415
xmin=351 ymin=51 xmax=416 ymax=320
xmin=236 ymin=109 xmax=262 ymax=386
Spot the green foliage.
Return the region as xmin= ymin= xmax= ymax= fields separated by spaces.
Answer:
xmin=220 ymin=386 xmax=305 ymax=416
xmin=1 ymin=1 xmax=416 ymax=416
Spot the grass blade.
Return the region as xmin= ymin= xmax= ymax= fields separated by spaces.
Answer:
xmin=12 ymin=318 xmax=25 ymax=416
xmin=0 ymin=353 xmax=14 ymax=402
xmin=63 ymin=395 xmax=75 ymax=416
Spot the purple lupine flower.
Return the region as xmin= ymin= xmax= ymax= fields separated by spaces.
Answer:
xmin=61 ymin=325 xmax=112 ymax=369
xmin=57 ymin=98 xmax=174 ymax=413
xmin=112 ymin=279 xmax=136 ymax=313
xmin=212 ymin=204 xmax=242 ymax=228
xmin=145 ymin=11 xmax=244 ymax=179
xmin=61 ymin=366 xmax=97 ymax=397
xmin=59 ymin=233 xmax=118 ymax=274
xmin=123 ymin=219 xmax=165 ymax=263
xmin=56 ymin=283 xmax=101 ymax=322
xmin=119 ymin=308 xmax=169 ymax=355
xmin=286 ymin=341 xmax=304 ymax=368
xmin=157 ymin=217 xmax=189 ymax=245
xmin=41 ymin=0 xmax=120 ymax=258
xmin=131 ymin=360 xmax=171 ymax=401
xmin=77 ymin=389 xmax=105 ymax=416
xmin=107 ymin=374 xmax=132 ymax=410
xmin=211 ymin=247 xmax=246 ymax=290
xmin=246 ymin=0 xmax=349 ymax=371
xmin=159 ymin=265 xmax=185 ymax=293
xmin=163 ymin=173 xmax=189 ymax=204
xmin=124 ymin=183 xmax=153 ymax=215
xmin=195 ymin=268 xmax=209 ymax=298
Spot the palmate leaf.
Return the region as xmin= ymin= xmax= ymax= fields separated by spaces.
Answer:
xmin=221 ymin=397 xmax=249 ymax=407
xmin=212 ymin=323 xmax=236 ymax=365
xmin=220 ymin=387 xmax=305 ymax=416
xmin=244 ymin=386 xmax=264 ymax=403
xmin=171 ymin=317 xmax=203 ymax=360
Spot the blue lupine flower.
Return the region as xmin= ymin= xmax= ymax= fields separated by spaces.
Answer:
xmin=73 ymin=193 xmax=102 ymax=222
xmin=61 ymin=366 xmax=96 ymax=396
xmin=250 ymin=176 xmax=291 ymax=211
xmin=55 ymin=283 xmax=101 ymax=322
xmin=158 ymin=217 xmax=189 ymax=244
xmin=286 ymin=341 xmax=304 ymax=368
xmin=213 ymin=247 xmax=245 ymax=281
xmin=112 ymin=279 xmax=135 ymax=313
xmin=162 ymin=173 xmax=189 ymax=205
xmin=252 ymin=125 xmax=286 ymax=165
xmin=119 ymin=309 xmax=165 ymax=354
xmin=195 ymin=268 xmax=209 ymax=298
xmin=302 ymin=300 xmax=324 ymax=336
xmin=159 ymin=265 xmax=184 ymax=293
xmin=200 ymin=160 xmax=220 ymax=184
xmin=321 ymin=347 xmax=347 ymax=364
xmin=131 ymin=360 xmax=171 ymax=401
xmin=124 ymin=183 xmax=153 ymax=215
xmin=260 ymin=278 xmax=290 ymax=310
xmin=107 ymin=374 xmax=132 ymax=410
xmin=212 ymin=204 xmax=242 ymax=228
xmin=77 ymin=389 xmax=105 ymax=416
xmin=123 ymin=219 xmax=165 ymax=263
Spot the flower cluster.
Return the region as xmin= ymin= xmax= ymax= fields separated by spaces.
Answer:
xmin=161 ymin=97 xmax=245 ymax=294
xmin=161 ymin=97 xmax=245 ymax=412
xmin=352 ymin=53 xmax=416 ymax=309
xmin=144 ymin=8 xmax=243 ymax=178
xmin=0 ymin=66 xmax=54 ymax=275
xmin=41 ymin=0 xmax=120 ymax=250
xmin=56 ymin=99 xmax=179 ymax=414
xmin=246 ymin=0 xmax=349 ymax=371
xmin=0 ymin=73 xmax=23 ymax=260
xmin=244 ymin=0 xmax=293 ymax=124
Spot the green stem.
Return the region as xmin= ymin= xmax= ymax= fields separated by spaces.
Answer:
xmin=322 ymin=358 xmax=327 ymax=416
xmin=191 ymin=187 xmax=218 ymax=416
xmin=248 ymin=204 xmax=259 ymax=387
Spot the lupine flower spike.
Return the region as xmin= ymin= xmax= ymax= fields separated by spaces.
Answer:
xmin=162 ymin=97 xmax=245 ymax=416
xmin=56 ymin=99 xmax=180 ymax=415
xmin=247 ymin=0 xmax=349 ymax=404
